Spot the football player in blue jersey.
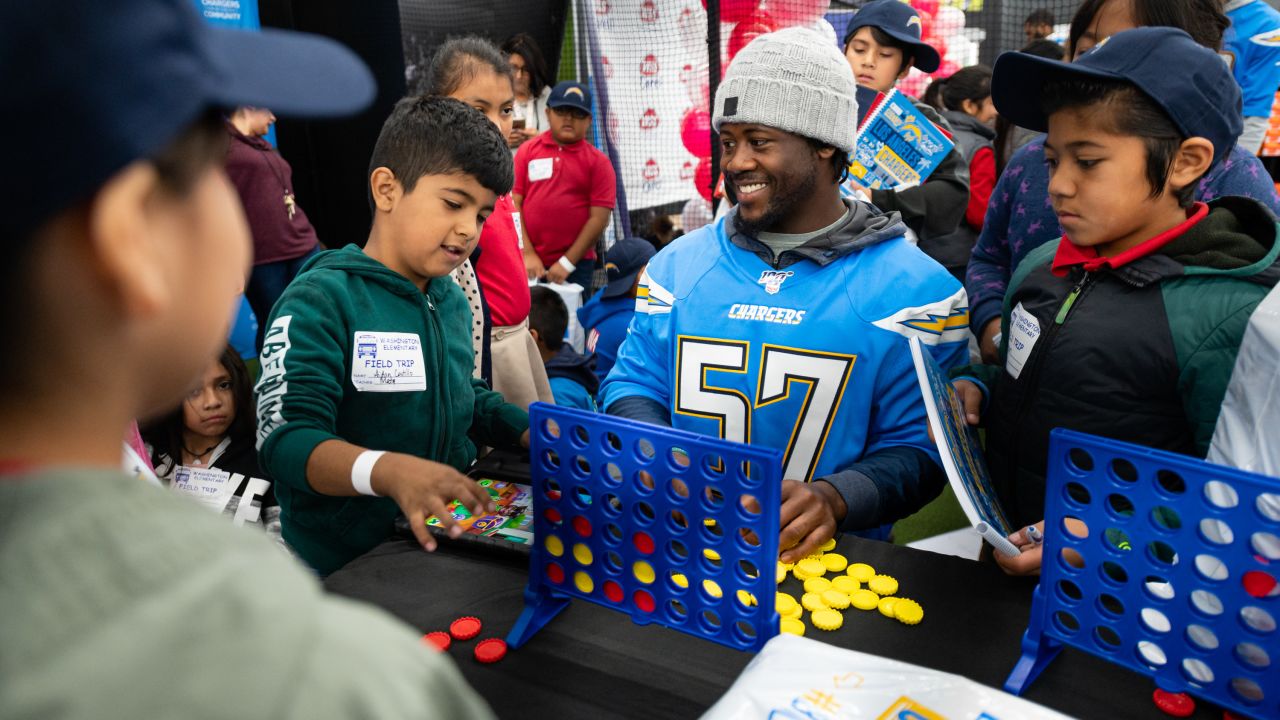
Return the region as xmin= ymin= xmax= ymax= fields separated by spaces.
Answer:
xmin=601 ymin=27 xmax=970 ymax=562
xmin=1225 ymin=0 xmax=1280 ymax=154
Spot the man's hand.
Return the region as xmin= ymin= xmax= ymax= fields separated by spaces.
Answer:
xmin=545 ymin=260 xmax=571 ymax=284
xmin=953 ymin=379 xmax=984 ymax=426
xmin=979 ymin=318 xmax=1001 ymax=364
xmin=523 ymin=252 xmax=546 ymax=282
xmin=371 ymin=453 xmax=496 ymax=552
xmin=778 ymin=480 xmax=845 ymax=563
xmin=995 ymin=518 xmax=1088 ymax=576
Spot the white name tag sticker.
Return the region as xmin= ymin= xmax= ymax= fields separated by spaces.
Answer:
xmin=512 ymin=211 xmax=524 ymax=249
xmin=174 ymin=466 xmax=233 ymax=512
xmin=1006 ymin=302 xmax=1041 ymax=380
xmin=528 ymin=158 xmax=554 ymax=182
xmin=352 ymin=331 xmax=427 ymax=392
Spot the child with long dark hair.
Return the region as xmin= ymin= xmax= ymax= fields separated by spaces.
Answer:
xmin=144 ymin=345 xmax=280 ymax=534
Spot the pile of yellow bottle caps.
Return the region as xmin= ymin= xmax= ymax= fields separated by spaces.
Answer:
xmin=775 ymin=539 xmax=923 ymax=636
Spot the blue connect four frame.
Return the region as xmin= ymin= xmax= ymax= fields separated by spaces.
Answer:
xmin=1007 ymin=429 xmax=1280 ymax=718
xmin=507 ymin=403 xmax=782 ymax=652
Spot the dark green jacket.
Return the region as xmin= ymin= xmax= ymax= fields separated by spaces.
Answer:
xmin=959 ymin=197 xmax=1280 ymax=528
xmin=255 ymin=246 xmax=529 ymax=575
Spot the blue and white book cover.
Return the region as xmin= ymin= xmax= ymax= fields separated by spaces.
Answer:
xmin=847 ymin=88 xmax=954 ymax=191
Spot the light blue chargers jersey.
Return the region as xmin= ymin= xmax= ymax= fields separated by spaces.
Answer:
xmin=600 ymin=216 xmax=969 ymax=483
xmin=1226 ymin=0 xmax=1280 ymax=117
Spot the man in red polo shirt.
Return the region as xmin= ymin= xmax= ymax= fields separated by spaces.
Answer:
xmin=514 ymin=81 xmax=617 ymax=291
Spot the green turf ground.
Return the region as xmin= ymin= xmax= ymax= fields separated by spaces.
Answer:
xmin=891 ymin=485 xmax=969 ymax=545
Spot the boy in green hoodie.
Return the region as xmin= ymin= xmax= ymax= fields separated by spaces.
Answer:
xmin=256 ymin=96 xmax=531 ymax=575
xmin=952 ymin=28 xmax=1280 ymax=575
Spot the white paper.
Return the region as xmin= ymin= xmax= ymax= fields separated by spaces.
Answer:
xmin=1005 ymin=302 xmax=1041 ymax=380
xmin=528 ymin=157 xmax=554 ymax=182
xmin=173 ymin=466 xmax=234 ymax=512
xmin=351 ymin=331 xmax=427 ymax=392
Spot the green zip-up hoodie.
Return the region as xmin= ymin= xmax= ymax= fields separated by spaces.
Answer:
xmin=255 ymin=245 xmax=529 ymax=575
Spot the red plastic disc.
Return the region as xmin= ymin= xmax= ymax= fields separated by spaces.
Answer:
xmin=1243 ymin=570 xmax=1277 ymax=599
xmin=633 ymin=531 xmax=655 ymax=555
xmin=421 ymin=631 xmax=451 ymax=652
xmin=544 ymin=507 xmax=562 ymax=525
xmin=633 ymin=589 xmax=656 ymax=613
xmin=474 ymin=638 xmax=508 ymax=663
xmin=603 ymin=580 xmax=624 ymax=603
xmin=572 ymin=515 xmax=593 ymax=537
xmin=546 ymin=562 xmax=565 ymax=584
xmin=450 ymin=616 xmax=483 ymax=641
xmin=1152 ymin=689 xmax=1195 ymax=717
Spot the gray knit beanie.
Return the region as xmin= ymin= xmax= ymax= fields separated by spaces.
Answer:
xmin=712 ymin=26 xmax=857 ymax=153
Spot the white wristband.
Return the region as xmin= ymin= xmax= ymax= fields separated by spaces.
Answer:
xmin=351 ymin=450 xmax=386 ymax=496
xmin=557 ymin=256 xmax=576 ymax=273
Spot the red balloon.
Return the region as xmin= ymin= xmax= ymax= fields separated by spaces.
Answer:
xmin=695 ymin=157 xmax=714 ymax=202
xmin=680 ymin=109 xmax=713 ymax=159
xmin=928 ymin=36 xmax=948 ymax=62
xmin=769 ymin=0 xmax=828 ymax=27
xmin=930 ymin=59 xmax=959 ymax=79
xmin=911 ymin=0 xmax=940 ymax=16
xmin=727 ymin=12 xmax=777 ymax=61
xmin=702 ymin=0 xmax=762 ymax=24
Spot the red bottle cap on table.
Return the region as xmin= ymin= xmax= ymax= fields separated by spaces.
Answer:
xmin=450 ymin=616 xmax=483 ymax=641
xmin=421 ymin=632 xmax=451 ymax=651
xmin=474 ymin=638 xmax=508 ymax=663
xmin=1152 ymin=689 xmax=1195 ymax=717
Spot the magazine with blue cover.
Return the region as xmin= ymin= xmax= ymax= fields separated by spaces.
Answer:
xmin=909 ymin=337 xmax=1020 ymax=557
xmin=847 ymin=88 xmax=954 ymax=191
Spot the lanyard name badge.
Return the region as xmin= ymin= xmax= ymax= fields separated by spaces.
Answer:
xmin=174 ymin=465 xmax=234 ymax=512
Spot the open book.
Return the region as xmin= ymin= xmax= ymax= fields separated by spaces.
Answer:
xmin=847 ymin=87 xmax=955 ymax=191
xmin=909 ymin=336 xmax=1020 ymax=557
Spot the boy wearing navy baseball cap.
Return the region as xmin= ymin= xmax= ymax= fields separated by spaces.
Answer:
xmin=951 ymin=28 xmax=1280 ymax=576
xmin=577 ymin=237 xmax=656 ymax=384
xmin=515 ymin=80 xmax=617 ymax=289
xmin=840 ymin=0 xmax=971 ymax=273
xmin=0 ymin=0 xmax=492 ymax=716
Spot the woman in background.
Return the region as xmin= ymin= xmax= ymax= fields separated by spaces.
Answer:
xmin=502 ymin=33 xmax=553 ymax=152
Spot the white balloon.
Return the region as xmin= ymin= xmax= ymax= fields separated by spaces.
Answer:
xmin=936 ymin=6 xmax=966 ymax=36
xmin=806 ymin=18 xmax=838 ymax=47
xmin=681 ymin=198 xmax=714 ymax=232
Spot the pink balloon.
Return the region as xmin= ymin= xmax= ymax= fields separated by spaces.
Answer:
xmin=930 ymin=59 xmax=959 ymax=79
xmin=695 ymin=157 xmax=714 ymax=202
xmin=680 ymin=108 xmax=713 ymax=159
xmin=702 ymin=0 xmax=762 ymax=24
xmin=911 ymin=0 xmax=939 ymax=17
xmin=727 ymin=11 xmax=777 ymax=61
xmin=928 ymin=36 xmax=948 ymax=62
xmin=769 ymin=0 xmax=828 ymax=27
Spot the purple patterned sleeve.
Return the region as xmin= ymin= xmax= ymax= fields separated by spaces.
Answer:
xmin=965 ymin=151 xmax=1023 ymax=333
xmin=1200 ymin=145 xmax=1280 ymax=215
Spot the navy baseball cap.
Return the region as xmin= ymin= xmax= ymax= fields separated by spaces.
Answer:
xmin=843 ymin=0 xmax=941 ymax=74
xmin=601 ymin=238 xmax=656 ymax=299
xmin=992 ymin=27 xmax=1242 ymax=169
xmin=1 ymin=0 xmax=376 ymax=241
xmin=548 ymin=81 xmax=594 ymax=115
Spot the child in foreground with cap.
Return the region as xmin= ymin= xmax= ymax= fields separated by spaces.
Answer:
xmin=950 ymin=28 xmax=1280 ymax=575
xmin=841 ymin=0 xmax=971 ymax=266
xmin=577 ymin=237 xmax=656 ymax=385
xmin=515 ymin=80 xmax=617 ymax=290
xmin=602 ymin=27 xmax=968 ymax=562
xmin=255 ymin=96 xmax=531 ymax=577
xmin=529 ymin=286 xmax=599 ymax=411
xmin=0 ymin=1 xmax=492 ymax=716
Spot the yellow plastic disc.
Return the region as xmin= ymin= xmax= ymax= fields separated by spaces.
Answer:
xmin=781 ymin=561 xmax=795 ymax=571
xmin=803 ymin=577 xmax=832 ymax=594
xmin=796 ymin=558 xmax=826 ymax=578
xmin=777 ymin=562 xmax=787 ymax=584
xmin=850 ymin=589 xmax=880 ymax=610
xmin=780 ymin=617 xmax=806 ymax=636
xmin=821 ymin=589 xmax=851 ymax=610
xmin=792 ymin=568 xmax=813 ymax=582
xmin=702 ymin=579 xmax=723 ymax=599
xmin=784 ymin=604 xmax=804 ymax=620
xmin=671 ymin=573 xmax=689 ymax=589
xmin=830 ymin=575 xmax=859 ymax=594
xmin=776 ymin=592 xmax=799 ymax=615
xmin=818 ymin=538 xmax=838 ymax=552
xmin=574 ymin=571 xmax=594 ymax=594
xmin=821 ymin=553 xmax=849 ymax=573
xmin=868 ymin=575 xmax=899 ymax=596
xmin=801 ymin=591 xmax=828 ymax=612
xmin=633 ymin=561 xmax=655 ymax=585
xmin=847 ymin=563 xmax=876 ymax=582
xmin=544 ymin=535 xmax=564 ymax=557
xmin=804 ymin=553 xmax=825 ymax=563
xmin=877 ymin=596 xmax=899 ymax=618
xmin=894 ymin=598 xmax=924 ymax=625
xmin=811 ymin=608 xmax=844 ymax=631
xmin=737 ymin=590 xmax=756 ymax=607
xmin=572 ymin=543 xmax=593 ymax=566
xmin=703 ymin=548 xmax=721 ymax=562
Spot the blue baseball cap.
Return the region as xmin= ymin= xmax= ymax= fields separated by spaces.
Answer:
xmin=601 ymin=238 xmax=656 ymax=299
xmin=1 ymin=0 xmax=376 ymax=241
xmin=548 ymin=81 xmax=594 ymax=115
xmin=992 ymin=27 xmax=1242 ymax=169
xmin=843 ymin=0 xmax=941 ymax=74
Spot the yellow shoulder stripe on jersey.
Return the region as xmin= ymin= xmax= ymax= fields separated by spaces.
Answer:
xmin=871 ymin=288 xmax=969 ymax=345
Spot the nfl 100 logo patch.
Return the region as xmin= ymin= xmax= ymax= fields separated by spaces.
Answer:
xmin=757 ymin=270 xmax=793 ymax=295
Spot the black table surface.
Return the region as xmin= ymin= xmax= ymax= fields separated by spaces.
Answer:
xmin=325 ymin=535 xmax=1222 ymax=719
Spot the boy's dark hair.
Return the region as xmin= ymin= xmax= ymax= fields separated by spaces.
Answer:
xmin=804 ymin=137 xmax=851 ymax=185
xmin=367 ymin=95 xmax=513 ymax=201
xmin=2 ymin=111 xmax=227 ymax=395
xmin=1068 ymin=0 xmax=1228 ymax=57
xmin=1021 ymin=38 xmax=1066 ymax=61
xmin=928 ymin=65 xmax=993 ymax=114
xmin=862 ymin=26 xmax=914 ymax=75
xmin=141 ymin=344 xmax=255 ymax=467
xmin=501 ymin=33 xmax=552 ymax=98
xmin=1024 ymin=9 xmax=1055 ymax=27
xmin=528 ymin=286 xmax=568 ymax=352
xmin=1042 ymin=78 xmax=1198 ymax=208
xmin=425 ymin=36 xmax=512 ymax=98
